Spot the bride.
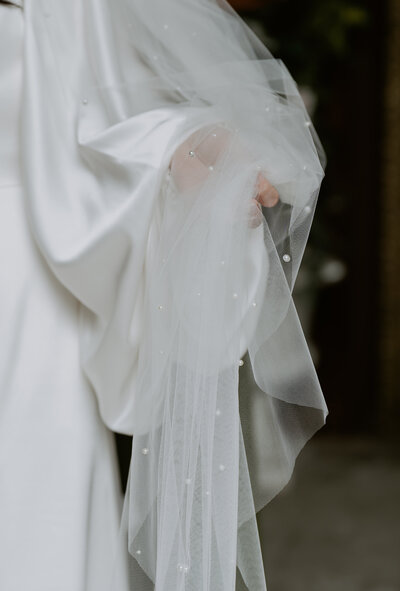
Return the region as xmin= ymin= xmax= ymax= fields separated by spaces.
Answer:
xmin=0 ymin=0 xmax=327 ymax=589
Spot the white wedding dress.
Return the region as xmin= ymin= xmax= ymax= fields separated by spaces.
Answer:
xmin=0 ymin=0 xmax=328 ymax=588
xmin=0 ymin=5 xmax=123 ymax=590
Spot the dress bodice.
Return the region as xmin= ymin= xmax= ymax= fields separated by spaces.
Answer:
xmin=0 ymin=2 xmax=23 ymax=186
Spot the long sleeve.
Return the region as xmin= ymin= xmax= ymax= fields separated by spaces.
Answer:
xmin=23 ymin=0 xmax=218 ymax=434
xmin=21 ymin=1 xmax=328 ymax=589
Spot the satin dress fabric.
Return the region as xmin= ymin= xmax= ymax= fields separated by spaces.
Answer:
xmin=0 ymin=6 xmax=123 ymax=590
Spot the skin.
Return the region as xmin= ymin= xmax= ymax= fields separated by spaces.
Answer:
xmin=248 ymin=172 xmax=280 ymax=228
xmin=254 ymin=171 xmax=279 ymax=208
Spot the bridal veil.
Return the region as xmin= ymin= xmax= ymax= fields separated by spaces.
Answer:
xmin=22 ymin=0 xmax=328 ymax=588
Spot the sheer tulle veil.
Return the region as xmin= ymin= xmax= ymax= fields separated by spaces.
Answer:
xmin=22 ymin=0 xmax=328 ymax=589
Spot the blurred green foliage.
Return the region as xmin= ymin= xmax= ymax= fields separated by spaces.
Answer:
xmin=259 ymin=0 xmax=369 ymax=86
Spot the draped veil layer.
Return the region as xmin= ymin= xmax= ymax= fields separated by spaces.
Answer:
xmin=22 ymin=1 xmax=328 ymax=589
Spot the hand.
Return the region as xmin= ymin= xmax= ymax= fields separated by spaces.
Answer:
xmin=248 ymin=171 xmax=280 ymax=228
xmin=255 ymin=171 xmax=279 ymax=208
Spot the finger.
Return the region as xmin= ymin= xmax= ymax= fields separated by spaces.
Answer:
xmin=256 ymin=172 xmax=280 ymax=208
xmin=257 ymin=186 xmax=279 ymax=207
xmin=248 ymin=198 xmax=263 ymax=228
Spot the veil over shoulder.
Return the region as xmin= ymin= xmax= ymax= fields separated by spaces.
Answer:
xmin=22 ymin=0 xmax=328 ymax=589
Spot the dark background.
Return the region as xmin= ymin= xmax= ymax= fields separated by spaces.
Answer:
xmin=230 ymin=1 xmax=400 ymax=588
xmin=231 ymin=0 xmax=394 ymax=436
